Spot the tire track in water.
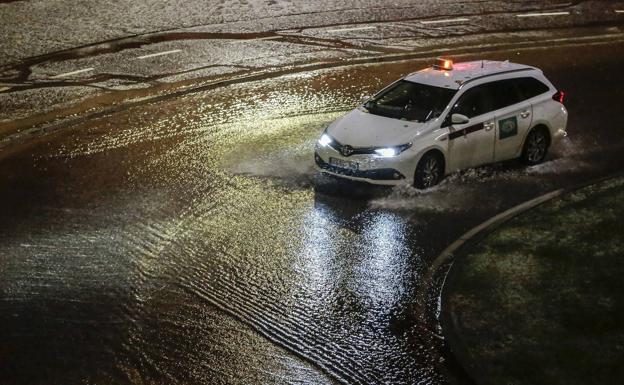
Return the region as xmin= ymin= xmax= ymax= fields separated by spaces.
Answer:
xmin=138 ymin=182 xmax=415 ymax=384
xmin=112 ymin=187 xmax=353 ymax=383
xmin=101 ymin=123 xmax=381 ymax=384
xmin=180 ymin=273 xmax=376 ymax=385
xmin=37 ymin=62 xmax=451 ymax=383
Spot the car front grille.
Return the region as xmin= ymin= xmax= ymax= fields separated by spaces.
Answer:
xmin=315 ymin=153 xmax=405 ymax=181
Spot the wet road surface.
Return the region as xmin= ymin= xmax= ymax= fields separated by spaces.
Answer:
xmin=2 ymin=1 xmax=624 ymax=126
xmin=2 ymin=5 xmax=624 ymax=385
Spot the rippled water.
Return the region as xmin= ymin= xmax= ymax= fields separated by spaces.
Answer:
xmin=2 ymin=49 xmax=623 ymax=384
xmin=0 ymin=63 xmax=447 ymax=384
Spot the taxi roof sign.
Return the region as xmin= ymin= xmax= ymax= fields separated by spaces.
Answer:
xmin=433 ymin=58 xmax=453 ymax=71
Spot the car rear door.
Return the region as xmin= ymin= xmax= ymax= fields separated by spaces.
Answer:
xmin=446 ymin=84 xmax=497 ymax=172
xmin=487 ymin=78 xmax=535 ymax=162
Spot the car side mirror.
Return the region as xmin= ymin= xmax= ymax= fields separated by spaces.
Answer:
xmin=451 ymin=113 xmax=470 ymax=125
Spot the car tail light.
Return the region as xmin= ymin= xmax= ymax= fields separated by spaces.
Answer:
xmin=552 ymin=91 xmax=565 ymax=104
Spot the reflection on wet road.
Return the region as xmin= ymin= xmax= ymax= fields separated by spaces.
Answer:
xmin=1 ymin=38 xmax=624 ymax=384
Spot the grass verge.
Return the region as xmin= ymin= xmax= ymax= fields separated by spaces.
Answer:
xmin=442 ymin=176 xmax=624 ymax=385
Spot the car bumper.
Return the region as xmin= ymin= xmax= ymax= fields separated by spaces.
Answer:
xmin=553 ymin=128 xmax=567 ymax=142
xmin=551 ymin=105 xmax=568 ymax=145
xmin=314 ymin=145 xmax=411 ymax=186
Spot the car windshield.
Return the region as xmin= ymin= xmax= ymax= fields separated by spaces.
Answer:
xmin=364 ymin=80 xmax=456 ymax=122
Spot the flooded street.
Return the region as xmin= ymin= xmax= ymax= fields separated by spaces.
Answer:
xmin=2 ymin=2 xmax=624 ymax=384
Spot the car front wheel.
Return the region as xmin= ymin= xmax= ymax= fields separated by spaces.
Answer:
xmin=414 ymin=152 xmax=444 ymax=189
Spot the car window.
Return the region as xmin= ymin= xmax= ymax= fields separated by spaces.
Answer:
xmin=364 ymin=80 xmax=456 ymax=122
xmin=514 ymin=77 xmax=550 ymax=100
xmin=451 ymin=85 xmax=494 ymax=119
xmin=483 ymin=79 xmax=524 ymax=110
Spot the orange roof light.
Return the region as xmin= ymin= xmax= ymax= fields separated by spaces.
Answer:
xmin=434 ymin=58 xmax=453 ymax=71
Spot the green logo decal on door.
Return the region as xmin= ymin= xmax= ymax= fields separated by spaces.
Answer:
xmin=498 ymin=116 xmax=518 ymax=140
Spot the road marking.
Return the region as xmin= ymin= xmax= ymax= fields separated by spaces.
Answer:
xmin=615 ymin=10 xmax=624 ymax=13
xmin=516 ymin=11 xmax=570 ymax=17
xmin=51 ymin=68 xmax=94 ymax=78
xmin=232 ymin=36 xmax=282 ymax=43
xmin=325 ymin=26 xmax=376 ymax=33
xmin=0 ymin=86 xmax=10 ymax=92
xmin=136 ymin=49 xmax=182 ymax=60
xmin=252 ymin=36 xmax=282 ymax=41
xmin=420 ymin=18 xmax=470 ymax=24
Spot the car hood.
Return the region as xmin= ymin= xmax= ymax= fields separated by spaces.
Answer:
xmin=327 ymin=108 xmax=427 ymax=147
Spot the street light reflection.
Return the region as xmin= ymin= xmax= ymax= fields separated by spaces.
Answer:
xmin=357 ymin=212 xmax=410 ymax=312
xmin=298 ymin=205 xmax=339 ymax=291
xmin=298 ymin=200 xmax=412 ymax=318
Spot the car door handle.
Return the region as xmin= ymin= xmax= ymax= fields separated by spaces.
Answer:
xmin=520 ymin=110 xmax=531 ymax=119
xmin=484 ymin=122 xmax=495 ymax=131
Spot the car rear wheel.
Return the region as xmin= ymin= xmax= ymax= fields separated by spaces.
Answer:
xmin=414 ymin=152 xmax=443 ymax=189
xmin=522 ymin=128 xmax=549 ymax=165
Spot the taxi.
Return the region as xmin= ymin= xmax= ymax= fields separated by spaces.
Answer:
xmin=314 ymin=58 xmax=568 ymax=188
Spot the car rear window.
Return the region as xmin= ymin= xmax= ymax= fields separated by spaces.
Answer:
xmin=514 ymin=77 xmax=550 ymax=99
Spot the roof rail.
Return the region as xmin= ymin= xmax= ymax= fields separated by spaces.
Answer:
xmin=458 ymin=68 xmax=535 ymax=89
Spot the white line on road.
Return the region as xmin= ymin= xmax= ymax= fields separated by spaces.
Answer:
xmin=516 ymin=11 xmax=570 ymax=17
xmin=615 ymin=10 xmax=624 ymax=13
xmin=251 ymin=36 xmax=282 ymax=41
xmin=230 ymin=36 xmax=282 ymax=43
xmin=420 ymin=18 xmax=470 ymax=24
xmin=136 ymin=49 xmax=182 ymax=60
xmin=51 ymin=68 xmax=94 ymax=78
xmin=325 ymin=26 xmax=376 ymax=33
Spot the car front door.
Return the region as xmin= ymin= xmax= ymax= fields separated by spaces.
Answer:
xmin=446 ymin=84 xmax=497 ymax=172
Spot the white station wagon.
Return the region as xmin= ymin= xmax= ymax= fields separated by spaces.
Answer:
xmin=315 ymin=59 xmax=568 ymax=188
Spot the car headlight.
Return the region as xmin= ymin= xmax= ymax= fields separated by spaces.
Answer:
xmin=318 ymin=133 xmax=332 ymax=147
xmin=375 ymin=148 xmax=398 ymax=157
xmin=374 ymin=143 xmax=412 ymax=157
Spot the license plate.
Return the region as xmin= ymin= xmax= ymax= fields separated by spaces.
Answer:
xmin=329 ymin=157 xmax=359 ymax=171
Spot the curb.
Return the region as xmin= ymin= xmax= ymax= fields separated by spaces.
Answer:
xmin=431 ymin=171 xmax=624 ymax=290
xmin=430 ymin=189 xmax=563 ymax=278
